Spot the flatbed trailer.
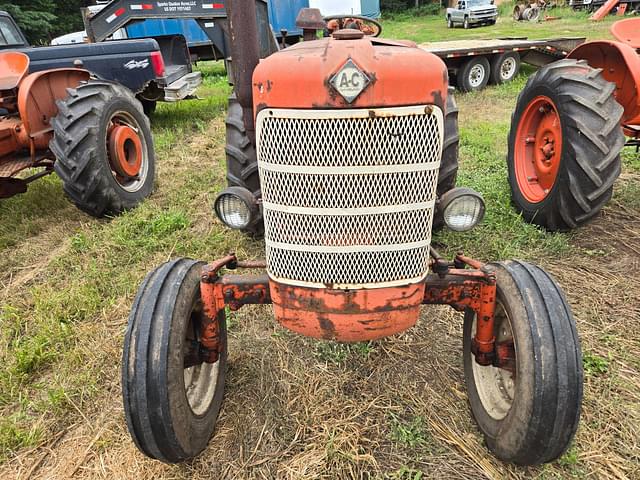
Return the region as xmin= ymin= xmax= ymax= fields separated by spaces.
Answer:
xmin=420 ymin=37 xmax=586 ymax=92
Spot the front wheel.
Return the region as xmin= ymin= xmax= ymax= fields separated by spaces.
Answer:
xmin=122 ymin=259 xmax=227 ymax=463
xmin=447 ymin=16 xmax=453 ymax=28
xmin=463 ymin=17 xmax=470 ymax=29
xmin=463 ymin=261 xmax=583 ymax=465
xmin=507 ymin=59 xmax=624 ymax=231
xmin=51 ymin=80 xmax=156 ymax=217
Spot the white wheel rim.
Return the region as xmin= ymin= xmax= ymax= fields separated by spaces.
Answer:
xmin=184 ymin=362 xmax=220 ymax=416
xmin=183 ymin=303 xmax=220 ymax=416
xmin=500 ymin=58 xmax=517 ymax=81
xmin=469 ymin=64 xmax=486 ymax=88
xmin=471 ymin=303 xmax=516 ymax=421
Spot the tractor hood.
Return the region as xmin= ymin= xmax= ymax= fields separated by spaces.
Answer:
xmin=252 ymin=32 xmax=449 ymax=112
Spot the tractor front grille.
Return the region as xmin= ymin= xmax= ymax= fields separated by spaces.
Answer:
xmin=257 ymin=106 xmax=443 ymax=288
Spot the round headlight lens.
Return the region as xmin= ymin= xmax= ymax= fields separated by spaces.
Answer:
xmin=215 ymin=193 xmax=252 ymax=229
xmin=443 ymin=193 xmax=485 ymax=232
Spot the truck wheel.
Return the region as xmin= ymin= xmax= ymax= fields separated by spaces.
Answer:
xmin=457 ymin=57 xmax=490 ymax=92
xmin=463 ymin=261 xmax=582 ymax=465
xmin=139 ymin=98 xmax=157 ymax=116
xmin=122 ymin=258 xmax=227 ymax=463
xmin=447 ymin=16 xmax=453 ymax=28
xmin=490 ymin=52 xmax=521 ymax=85
xmin=51 ymin=80 xmax=155 ymax=217
xmin=463 ymin=16 xmax=470 ymax=29
xmin=507 ymin=59 xmax=624 ymax=231
xmin=225 ymin=93 xmax=263 ymax=235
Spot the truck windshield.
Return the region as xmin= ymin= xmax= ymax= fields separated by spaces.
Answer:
xmin=467 ymin=0 xmax=491 ymax=5
xmin=0 ymin=17 xmax=24 ymax=46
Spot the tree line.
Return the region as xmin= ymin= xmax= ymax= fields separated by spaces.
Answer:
xmin=0 ymin=0 xmax=88 ymax=44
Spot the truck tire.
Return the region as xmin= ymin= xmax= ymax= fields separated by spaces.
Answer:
xmin=507 ymin=59 xmax=624 ymax=231
xmin=123 ymin=258 xmax=227 ymax=463
xmin=463 ymin=16 xmax=470 ymax=29
xmin=447 ymin=16 xmax=454 ymax=28
xmin=490 ymin=52 xmax=521 ymax=85
xmin=463 ymin=261 xmax=582 ymax=465
xmin=225 ymin=93 xmax=263 ymax=235
xmin=51 ymin=80 xmax=155 ymax=217
xmin=457 ymin=56 xmax=490 ymax=92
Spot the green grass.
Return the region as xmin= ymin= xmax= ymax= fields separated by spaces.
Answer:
xmin=382 ymin=4 xmax=617 ymax=42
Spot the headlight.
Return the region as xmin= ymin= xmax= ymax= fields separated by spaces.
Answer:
xmin=439 ymin=187 xmax=486 ymax=232
xmin=214 ymin=187 xmax=259 ymax=230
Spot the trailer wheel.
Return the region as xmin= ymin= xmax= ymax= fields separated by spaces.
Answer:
xmin=51 ymin=80 xmax=155 ymax=217
xmin=225 ymin=93 xmax=263 ymax=236
xmin=457 ymin=57 xmax=490 ymax=92
xmin=490 ymin=52 xmax=521 ymax=85
xmin=463 ymin=260 xmax=582 ymax=465
xmin=122 ymin=258 xmax=227 ymax=463
xmin=507 ymin=59 xmax=624 ymax=231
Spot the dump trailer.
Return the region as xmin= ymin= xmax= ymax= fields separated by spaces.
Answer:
xmin=122 ymin=3 xmax=583 ymax=468
xmin=420 ymin=37 xmax=586 ymax=92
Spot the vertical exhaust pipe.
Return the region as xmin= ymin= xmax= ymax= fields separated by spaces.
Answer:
xmin=226 ymin=0 xmax=260 ymax=145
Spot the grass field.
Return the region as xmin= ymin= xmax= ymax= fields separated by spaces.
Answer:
xmin=1 ymin=6 xmax=639 ymax=480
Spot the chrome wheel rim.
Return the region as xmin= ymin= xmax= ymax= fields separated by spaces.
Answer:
xmin=500 ymin=57 xmax=517 ymax=81
xmin=469 ymin=64 xmax=486 ymax=88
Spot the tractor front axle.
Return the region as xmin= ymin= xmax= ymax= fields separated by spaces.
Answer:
xmin=196 ymin=252 xmax=505 ymax=370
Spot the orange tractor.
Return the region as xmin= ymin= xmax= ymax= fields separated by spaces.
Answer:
xmin=0 ymin=51 xmax=155 ymax=215
xmin=122 ymin=2 xmax=583 ymax=466
xmin=508 ymin=17 xmax=640 ymax=231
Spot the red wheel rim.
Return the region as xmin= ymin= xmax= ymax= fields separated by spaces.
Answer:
xmin=108 ymin=124 xmax=143 ymax=178
xmin=514 ymin=95 xmax=562 ymax=203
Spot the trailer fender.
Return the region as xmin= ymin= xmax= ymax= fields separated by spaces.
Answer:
xmin=17 ymin=69 xmax=91 ymax=141
xmin=568 ymin=41 xmax=640 ymax=125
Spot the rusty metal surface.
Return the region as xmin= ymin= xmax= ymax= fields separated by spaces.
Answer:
xmin=0 ymin=52 xmax=29 ymax=91
xmin=271 ymin=281 xmax=424 ymax=342
xmin=568 ymin=40 xmax=640 ymax=126
xmin=226 ymin=0 xmax=260 ymax=145
xmin=252 ymin=34 xmax=449 ymax=112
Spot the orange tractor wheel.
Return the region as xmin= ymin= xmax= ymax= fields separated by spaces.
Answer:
xmin=51 ymin=80 xmax=156 ymax=217
xmin=507 ymin=59 xmax=625 ymax=231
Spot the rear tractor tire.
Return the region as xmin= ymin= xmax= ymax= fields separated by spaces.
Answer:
xmin=507 ymin=59 xmax=624 ymax=231
xmin=123 ymin=258 xmax=227 ymax=463
xmin=51 ymin=80 xmax=156 ymax=217
xmin=463 ymin=260 xmax=583 ymax=465
xmin=224 ymin=93 xmax=263 ymax=236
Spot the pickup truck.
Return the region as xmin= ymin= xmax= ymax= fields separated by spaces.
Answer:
xmin=0 ymin=10 xmax=201 ymax=113
xmin=446 ymin=0 xmax=498 ymax=29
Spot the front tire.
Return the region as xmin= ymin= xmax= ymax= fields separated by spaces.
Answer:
xmin=447 ymin=16 xmax=453 ymax=28
xmin=463 ymin=261 xmax=583 ymax=465
xmin=463 ymin=17 xmax=470 ymax=29
xmin=122 ymin=259 xmax=227 ymax=463
xmin=51 ymin=80 xmax=156 ymax=217
xmin=457 ymin=57 xmax=490 ymax=92
xmin=507 ymin=59 xmax=624 ymax=231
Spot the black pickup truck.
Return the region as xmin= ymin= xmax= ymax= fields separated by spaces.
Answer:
xmin=0 ymin=10 xmax=201 ymax=112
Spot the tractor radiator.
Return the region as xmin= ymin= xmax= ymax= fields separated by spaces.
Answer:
xmin=257 ymin=105 xmax=444 ymax=288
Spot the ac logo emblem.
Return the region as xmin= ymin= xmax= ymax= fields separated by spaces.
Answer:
xmin=330 ymin=59 xmax=371 ymax=103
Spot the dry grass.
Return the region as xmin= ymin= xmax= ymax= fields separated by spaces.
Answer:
xmin=0 ymin=27 xmax=639 ymax=480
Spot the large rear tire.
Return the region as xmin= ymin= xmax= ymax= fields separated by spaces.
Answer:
xmin=507 ymin=60 xmax=624 ymax=231
xmin=51 ymin=80 xmax=155 ymax=217
xmin=122 ymin=259 xmax=227 ymax=463
xmin=225 ymin=93 xmax=263 ymax=235
xmin=463 ymin=261 xmax=583 ymax=465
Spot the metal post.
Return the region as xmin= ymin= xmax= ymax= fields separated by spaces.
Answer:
xmin=226 ymin=0 xmax=260 ymax=145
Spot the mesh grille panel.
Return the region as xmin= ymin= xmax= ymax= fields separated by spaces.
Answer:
xmin=257 ymin=106 xmax=443 ymax=288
